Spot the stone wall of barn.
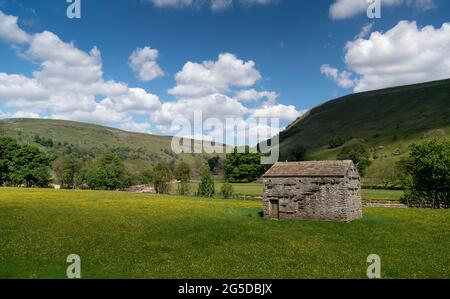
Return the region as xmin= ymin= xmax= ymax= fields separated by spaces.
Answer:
xmin=343 ymin=165 xmax=363 ymax=220
xmin=263 ymin=175 xmax=362 ymax=222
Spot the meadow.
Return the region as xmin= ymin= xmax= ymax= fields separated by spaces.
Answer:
xmin=181 ymin=181 xmax=403 ymax=201
xmin=0 ymin=187 xmax=448 ymax=279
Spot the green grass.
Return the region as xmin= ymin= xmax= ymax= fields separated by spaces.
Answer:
xmin=0 ymin=187 xmax=448 ymax=279
xmin=182 ymin=181 xmax=263 ymax=197
xmin=361 ymin=189 xmax=404 ymax=201
xmin=0 ymin=118 xmax=223 ymax=173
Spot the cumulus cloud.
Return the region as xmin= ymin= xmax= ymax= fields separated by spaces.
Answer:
xmin=0 ymin=11 xmax=161 ymax=133
xmin=329 ymin=0 xmax=436 ymax=20
xmin=322 ymin=21 xmax=450 ymax=92
xmin=168 ymin=53 xmax=261 ymax=98
xmin=0 ymin=10 xmax=302 ymax=144
xmin=355 ymin=23 xmax=373 ymax=39
xmin=251 ymin=104 xmax=304 ymax=121
xmin=211 ymin=0 xmax=233 ymax=11
xmin=147 ymin=0 xmax=278 ymax=11
xmin=156 ymin=53 xmax=302 ymax=139
xmin=235 ymin=89 xmax=278 ymax=103
xmin=320 ymin=64 xmax=356 ymax=89
xmin=0 ymin=10 xmax=30 ymax=44
xmin=129 ymin=47 xmax=164 ymax=81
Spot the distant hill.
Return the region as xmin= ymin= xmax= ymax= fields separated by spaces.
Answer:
xmin=0 ymin=118 xmax=222 ymax=175
xmin=275 ymin=79 xmax=450 ymax=185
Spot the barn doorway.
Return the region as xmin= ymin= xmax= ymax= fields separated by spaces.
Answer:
xmin=270 ymin=200 xmax=279 ymax=219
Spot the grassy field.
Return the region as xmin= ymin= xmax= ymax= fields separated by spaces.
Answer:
xmin=181 ymin=182 xmax=403 ymax=201
xmin=0 ymin=187 xmax=448 ymax=279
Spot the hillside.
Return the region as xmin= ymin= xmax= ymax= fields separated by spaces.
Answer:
xmin=0 ymin=118 xmax=221 ymax=175
xmin=277 ymin=79 xmax=450 ymax=185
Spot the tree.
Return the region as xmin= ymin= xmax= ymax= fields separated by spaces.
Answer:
xmin=1 ymin=137 xmax=51 ymax=187
xmin=174 ymin=162 xmax=191 ymax=182
xmin=0 ymin=137 xmax=18 ymax=185
xmin=337 ymin=139 xmax=372 ymax=176
xmin=152 ymin=163 xmax=172 ymax=194
xmin=328 ymin=136 xmax=345 ymax=149
xmin=9 ymin=144 xmax=51 ymax=187
xmin=220 ymin=182 xmax=234 ymax=199
xmin=140 ymin=167 xmax=154 ymax=184
xmin=53 ymin=156 xmax=83 ymax=189
xmin=401 ymin=139 xmax=449 ymax=209
xmin=82 ymin=153 xmax=131 ymax=190
xmin=224 ymin=147 xmax=266 ymax=183
xmin=207 ymin=156 xmax=220 ymax=172
xmin=175 ymin=161 xmax=191 ymax=195
xmin=197 ymin=168 xmax=215 ymax=198
xmin=289 ymin=146 xmax=307 ymax=161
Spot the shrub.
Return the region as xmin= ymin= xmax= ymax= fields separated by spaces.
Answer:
xmin=208 ymin=156 xmax=220 ymax=172
xmin=328 ymin=136 xmax=345 ymax=149
xmin=220 ymin=182 xmax=234 ymax=199
xmin=337 ymin=139 xmax=372 ymax=176
xmin=197 ymin=168 xmax=215 ymax=198
xmin=401 ymin=139 xmax=449 ymax=209
xmin=81 ymin=153 xmax=131 ymax=190
xmin=289 ymin=146 xmax=307 ymax=161
xmin=152 ymin=163 xmax=172 ymax=194
xmin=177 ymin=183 xmax=190 ymax=196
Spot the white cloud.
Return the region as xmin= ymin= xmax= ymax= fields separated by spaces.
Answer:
xmin=155 ymin=52 xmax=302 ymax=138
xmin=129 ymin=46 xmax=164 ymax=81
xmin=320 ymin=64 xmax=356 ymax=89
xmin=0 ymin=10 xmax=30 ymax=44
xmin=235 ymin=89 xmax=278 ymax=103
xmin=120 ymin=120 xmax=152 ymax=134
xmin=168 ymin=53 xmax=261 ymax=98
xmin=0 ymin=10 xmax=302 ymax=144
xmin=147 ymin=0 xmax=278 ymax=11
xmin=329 ymin=0 xmax=436 ymax=20
xmin=152 ymin=93 xmax=249 ymax=132
xmin=211 ymin=0 xmax=233 ymax=11
xmin=150 ymin=0 xmax=194 ymax=8
xmin=251 ymin=104 xmax=304 ymax=121
xmin=355 ymin=23 xmax=373 ymax=39
xmin=0 ymin=11 xmax=161 ymax=133
xmin=322 ymin=21 xmax=450 ymax=92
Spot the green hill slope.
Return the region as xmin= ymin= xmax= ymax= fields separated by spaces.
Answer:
xmin=277 ymin=79 xmax=450 ymax=185
xmin=0 ymin=118 xmax=219 ymax=174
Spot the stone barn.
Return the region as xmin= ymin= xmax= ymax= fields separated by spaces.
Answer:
xmin=263 ymin=160 xmax=362 ymax=222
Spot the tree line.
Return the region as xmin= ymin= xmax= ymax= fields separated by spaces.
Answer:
xmin=1 ymin=136 xmax=448 ymax=208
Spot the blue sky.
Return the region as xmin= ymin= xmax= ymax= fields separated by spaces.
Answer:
xmin=0 ymin=0 xmax=449 ymax=141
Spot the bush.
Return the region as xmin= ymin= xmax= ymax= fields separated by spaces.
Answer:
xmin=174 ymin=162 xmax=191 ymax=182
xmin=152 ymin=163 xmax=172 ymax=194
xmin=337 ymin=139 xmax=372 ymax=176
xmin=208 ymin=156 xmax=220 ymax=172
xmin=401 ymin=139 xmax=449 ymax=209
xmin=81 ymin=153 xmax=131 ymax=190
xmin=289 ymin=146 xmax=307 ymax=161
xmin=177 ymin=182 xmax=190 ymax=196
xmin=220 ymin=182 xmax=234 ymax=199
xmin=197 ymin=168 xmax=215 ymax=198
xmin=328 ymin=136 xmax=345 ymax=149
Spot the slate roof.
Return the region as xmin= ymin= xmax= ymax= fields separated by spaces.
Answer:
xmin=263 ymin=160 xmax=354 ymax=178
